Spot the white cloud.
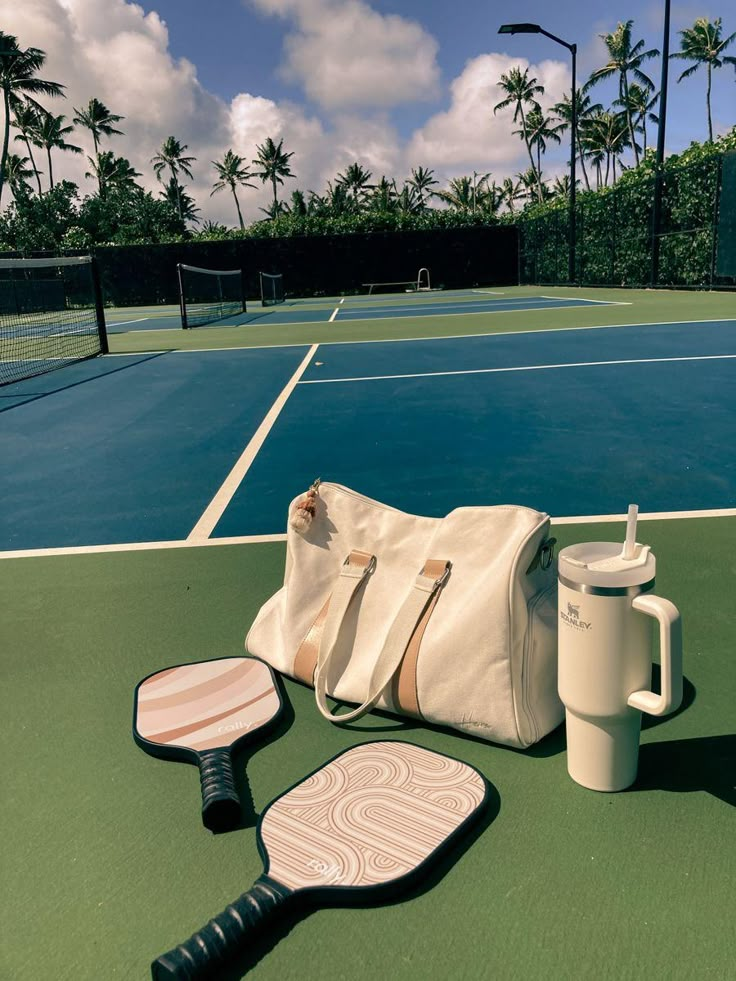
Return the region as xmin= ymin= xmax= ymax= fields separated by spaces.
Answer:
xmin=3 ymin=0 xmax=573 ymax=225
xmin=408 ymin=54 xmax=570 ymax=179
xmin=3 ymin=0 xmax=231 ymax=211
xmin=248 ymin=0 xmax=440 ymax=110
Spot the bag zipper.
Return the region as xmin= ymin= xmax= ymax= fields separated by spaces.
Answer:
xmin=521 ymin=582 xmax=556 ymax=746
xmin=318 ymin=480 xmax=548 ymax=522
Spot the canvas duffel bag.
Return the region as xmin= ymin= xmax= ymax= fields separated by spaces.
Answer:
xmin=247 ymin=480 xmax=563 ymax=748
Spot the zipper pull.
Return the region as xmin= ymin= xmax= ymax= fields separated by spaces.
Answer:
xmin=289 ymin=478 xmax=321 ymax=534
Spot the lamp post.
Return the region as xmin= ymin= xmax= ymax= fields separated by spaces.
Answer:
xmin=499 ymin=23 xmax=577 ymax=284
xmin=650 ymin=0 xmax=671 ymax=286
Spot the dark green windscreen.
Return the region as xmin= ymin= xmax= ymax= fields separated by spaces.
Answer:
xmin=716 ymin=151 xmax=736 ymax=277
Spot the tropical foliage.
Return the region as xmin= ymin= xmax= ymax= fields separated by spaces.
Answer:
xmin=0 ymin=14 xmax=734 ymax=254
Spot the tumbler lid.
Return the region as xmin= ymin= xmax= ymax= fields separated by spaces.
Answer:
xmin=559 ymin=541 xmax=656 ymax=588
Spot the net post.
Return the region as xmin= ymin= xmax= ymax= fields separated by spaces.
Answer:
xmin=90 ymin=256 xmax=108 ymax=354
xmin=240 ymin=267 xmax=247 ymax=313
xmin=177 ymin=263 xmax=189 ymax=329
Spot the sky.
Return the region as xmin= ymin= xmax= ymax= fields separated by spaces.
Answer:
xmin=4 ymin=0 xmax=735 ymax=225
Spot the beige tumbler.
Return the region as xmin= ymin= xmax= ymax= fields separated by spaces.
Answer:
xmin=557 ymin=507 xmax=683 ymax=792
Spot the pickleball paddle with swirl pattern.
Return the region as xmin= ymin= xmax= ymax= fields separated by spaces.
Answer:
xmin=151 ymin=740 xmax=489 ymax=980
xmin=133 ymin=657 xmax=283 ymax=833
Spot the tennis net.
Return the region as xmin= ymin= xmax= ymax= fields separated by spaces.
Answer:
xmin=260 ymin=271 xmax=285 ymax=306
xmin=177 ymin=263 xmax=246 ymax=328
xmin=0 ymin=255 xmax=108 ymax=387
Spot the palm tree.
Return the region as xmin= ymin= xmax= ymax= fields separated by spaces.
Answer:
xmin=159 ymin=176 xmax=200 ymax=224
xmin=0 ymin=32 xmax=64 ymax=203
xmin=259 ymin=199 xmax=287 ymax=220
xmin=211 ymin=149 xmax=255 ymax=230
xmin=322 ymin=180 xmax=357 ymax=216
xmin=553 ymin=90 xmax=603 ymax=191
xmin=4 ymin=152 xmax=33 ymax=199
xmin=285 ymin=189 xmax=308 ymax=216
xmin=252 ymin=137 xmax=295 ymax=212
xmin=580 ymin=111 xmax=631 ymax=186
xmin=367 ymin=176 xmax=397 ymax=213
xmin=151 ymin=136 xmax=196 ymax=220
xmin=494 ymin=67 xmax=546 ymax=201
xmin=85 ymin=150 xmax=141 ymax=199
xmin=72 ymin=98 xmax=124 ymax=156
xmin=393 ymin=182 xmax=423 ymax=216
xmin=516 ymin=168 xmax=542 ymax=204
xmin=521 ymin=107 xmax=563 ymax=186
xmin=11 ymin=102 xmax=43 ymax=194
xmin=335 ymin=162 xmax=373 ymax=206
xmin=475 ymin=178 xmax=504 ymax=216
xmin=671 ymin=18 xmax=736 ymax=143
xmin=614 ymin=83 xmax=659 ymax=157
xmin=29 ymin=112 xmax=82 ymax=189
xmin=551 ymin=174 xmax=581 ymax=199
xmin=470 ymin=172 xmax=492 ymax=213
xmin=435 ymin=176 xmax=475 ymax=212
xmin=586 ymin=20 xmax=659 ymax=167
xmin=500 ymin=176 xmax=523 ymax=213
xmin=406 ymin=166 xmax=438 ymax=209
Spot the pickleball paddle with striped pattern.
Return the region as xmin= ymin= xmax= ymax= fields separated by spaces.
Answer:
xmin=151 ymin=740 xmax=489 ymax=980
xmin=133 ymin=657 xmax=283 ymax=833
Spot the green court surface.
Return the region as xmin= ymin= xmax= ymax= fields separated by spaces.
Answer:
xmin=3 ymin=517 xmax=734 ymax=981
xmin=107 ymin=285 xmax=736 ymax=352
xmin=4 ymin=283 xmax=735 ymax=981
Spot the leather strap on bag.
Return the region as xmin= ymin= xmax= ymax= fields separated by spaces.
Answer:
xmin=293 ymin=550 xmax=375 ymax=684
xmin=393 ymin=559 xmax=449 ymax=716
xmin=314 ymin=559 xmax=450 ymax=724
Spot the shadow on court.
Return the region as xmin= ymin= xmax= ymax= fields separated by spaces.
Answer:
xmin=0 ymin=351 xmax=171 ymax=413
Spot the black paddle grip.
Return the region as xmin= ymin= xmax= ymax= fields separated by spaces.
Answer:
xmin=198 ymin=748 xmax=241 ymax=832
xmin=151 ymin=876 xmax=293 ymax=980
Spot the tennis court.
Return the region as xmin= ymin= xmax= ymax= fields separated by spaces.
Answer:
xmin=2 ymin=280 xmax=735 ymax=981
xmin=104 ymin=291 xmax=628 ymax=333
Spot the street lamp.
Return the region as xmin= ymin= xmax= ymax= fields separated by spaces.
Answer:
xmin=650 ymin=0 xmax=671 ymax=286
xmin=499 ymin=23 xmax=577 ymax=284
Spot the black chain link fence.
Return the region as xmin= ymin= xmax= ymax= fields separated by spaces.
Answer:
xmin=518 ymin=151 xmax=735 ymax=290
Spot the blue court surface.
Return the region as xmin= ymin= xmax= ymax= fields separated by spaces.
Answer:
xmin=105 ymin=293 xmax=624 ymax=332
xmin=1 ymin=319 xmax=734 ymax=553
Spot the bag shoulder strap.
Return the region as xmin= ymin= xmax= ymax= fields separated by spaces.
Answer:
xmin=314 ymin=559 xmax=450 ymax=724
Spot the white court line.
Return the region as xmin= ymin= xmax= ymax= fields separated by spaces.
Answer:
xmin=540 ymin=295 xmax=631 ymax=306
xmin=551 ymin=509 xmax=736 ymax=525
xmin=329 ymin=306 xmax=340 ymax=322
xmin=186 ymin=344 xmax=318 ymax=542
xmin=0 ymin=535 xmax=288 ymax=560
xmin=472 ymin=289 xmax=506 ymax=295
xmin=105 ymin=318 xmax=736 ymax=357
xmin=300 ymin=353 xmax=736 ymax=385
xmin=107 ymin=318 xmax=149 ymax=326
xmin=2 ymin=509 xmax=733 ymax=560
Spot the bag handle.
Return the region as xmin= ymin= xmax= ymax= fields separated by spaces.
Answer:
xmin=314 ymin=559 xmax=450 ymax=724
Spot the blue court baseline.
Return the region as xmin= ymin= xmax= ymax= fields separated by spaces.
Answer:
xmin=213 ymin=321 xmax=736 ymax=537
xmin=330 ymin=295 xmax=618 ymax=323
xmin=105 ymin=295 xmax=619 ymax=332
xmin=0 ymin=346 xmax=307 ymax=551
xmin=301 ymin=320 xmax=736 ymax=380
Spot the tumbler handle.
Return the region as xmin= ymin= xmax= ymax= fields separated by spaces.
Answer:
xmin=627 ymin=594 xmax=683 ymax=716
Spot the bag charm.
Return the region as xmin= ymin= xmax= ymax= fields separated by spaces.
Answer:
xmin=289 ymin=478 xmax=321 ymax=533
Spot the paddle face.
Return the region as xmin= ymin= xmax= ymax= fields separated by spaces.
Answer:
xmin=134 ymin=656 xmax=282 ymax=760
xmin=133 ymin=657 xmax=283 ymax=832
xmin=259 ymin=741 xmax=488 ymax=897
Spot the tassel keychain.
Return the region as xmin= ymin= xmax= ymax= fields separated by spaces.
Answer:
xmin=290 ymin=478 xmax=321 ymax=533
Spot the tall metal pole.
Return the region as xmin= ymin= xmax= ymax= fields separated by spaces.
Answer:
xmin=651 ymin=0 xmax=671 ymax=286
xmin=569 ymin=45 xmax=577 ymax=284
